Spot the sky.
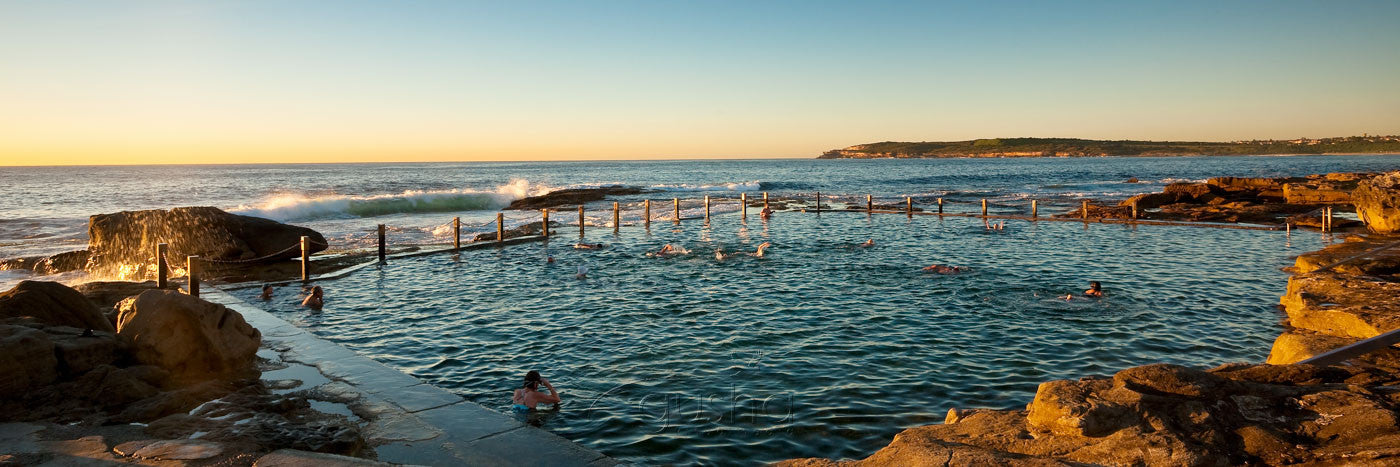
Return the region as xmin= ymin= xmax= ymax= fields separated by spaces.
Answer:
xmin=1 ymin=1 xmax=1398 ymax=166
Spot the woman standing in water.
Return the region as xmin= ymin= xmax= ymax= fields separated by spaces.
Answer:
xmin=513 ymin=370 xmax=562 ymax=411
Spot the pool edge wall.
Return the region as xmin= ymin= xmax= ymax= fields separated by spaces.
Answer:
xmin=201 ymin=287 xmax=617 ymax=467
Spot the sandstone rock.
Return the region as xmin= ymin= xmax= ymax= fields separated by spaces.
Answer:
xmin=1353 ymin=171 xmax=1400 ymax=233
xmin=130 ymin=439 xmax=224 ymax=460
xmin=253 ymin=449 xmax=390 ymax=467
xmin=71 ymin=364 xmax=160 ymax=408
xmin=0 ymin=281 xmax=113 ymax=332
xmin=1284 ymin=183 xmax=1353 ymax=204
xmin=1267 ymin=329 xmax=1356 ymax=364
xmin=505 ymin=187 xmax=643 ymax=210
xmin=74 ymin=280 xmax=163 ymax=311
xmin=49 ymin=327 xmax=126 ymax=376
xmin=1208 ymin=176 xmax=1293 ymax=192
xmin=1162 ymin=182 xmax=1216 ymax=200
xmin=1112 ymin=363 xmax=1226 ymax=398
xmin=1119 ymin=192 xmax=1177 ymax=209
xmin=1281 ymin=273 xmax=1400 ymax=339
xmin=116 ymin=290 xmax=261 ymax=380
xmin=114 ymin=380 xmax=233 ymax=423
xmin=0 ymin=325 xmax=58 ymax=395
xmin=87 ymin=207 xmax=327 ymax=271
xmin=1024 ymin=378 xmax=1126 ymax=436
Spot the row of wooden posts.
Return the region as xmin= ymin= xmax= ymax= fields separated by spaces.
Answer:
xmin=161 ymin=193 xmax=1340 ymax=297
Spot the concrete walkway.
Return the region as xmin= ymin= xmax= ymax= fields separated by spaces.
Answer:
xmin=201 ymin=288 xmax=615 ymax=467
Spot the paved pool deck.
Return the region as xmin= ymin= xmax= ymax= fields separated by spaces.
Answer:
xmin=200 ymin=287 xmax=616 ymax=466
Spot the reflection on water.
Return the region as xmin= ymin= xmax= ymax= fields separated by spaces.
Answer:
xmin=242 ymin=213 xmax=1319 ymax=464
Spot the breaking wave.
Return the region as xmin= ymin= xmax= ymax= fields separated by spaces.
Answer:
xmin=232 ymin=179 xmax=556 ymax=222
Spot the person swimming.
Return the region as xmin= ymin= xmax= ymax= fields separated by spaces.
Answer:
xmin=575 ymin=265 xmax=588 ymax=279
xmin=860 ymin=238 xmax=875 ymax=247
xmin=573 ymin=242 xmax=605 ymax=250
xmin=512 ymin=370 xmax=561 ymax=412
xmin=547 ymin=256 xmax=555 ymax=263
xmin=259 ymin=284 xmax=274 ymax=300
xmin=751 ymin=242 xmax=771 ymax=258
xmin=1084 ymin=281 xmax=1104 ymax=297
xmin=301 ymin=286 xmax=323 ymax=309
xmin=715 ymin=249 xmax=729 ymax=261
xmin=922 ymin=264 xmax=966 ymax=274
xmin=652 ymin=244 xmax=688 ymax=257
xmin=760 ymin=206 xmax=773 ymax=219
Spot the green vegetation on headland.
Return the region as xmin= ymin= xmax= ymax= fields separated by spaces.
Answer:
xmin=818 ymin=135 xmax=1400 ymax=159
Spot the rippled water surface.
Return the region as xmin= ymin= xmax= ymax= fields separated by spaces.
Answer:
xmin=238 ymin=212 xmax=1325 ymax=464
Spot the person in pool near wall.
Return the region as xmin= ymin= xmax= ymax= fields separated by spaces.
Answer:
xmin=301 ymin=286 xmax=324 ymax=309
xmin=760 ymin=206 xmax=773 ymax=219
xmin=1084 ymin=281 xmax=1104 ymax=297
xmin=259 ymin=284 xmax=274 ymax=300
xmin=512 ymin=370 xmax=561 ymax=412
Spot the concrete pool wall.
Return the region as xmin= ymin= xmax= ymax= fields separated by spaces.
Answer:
xmin=200 ymin=287 xmax=615 ymax=466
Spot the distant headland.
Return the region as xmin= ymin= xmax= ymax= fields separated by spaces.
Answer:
xmin=818 ymin=134 xmax=1400 ymax=159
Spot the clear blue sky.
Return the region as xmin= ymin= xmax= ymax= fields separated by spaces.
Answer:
xmin=2 ymin=1 xmax=1398 ymax=164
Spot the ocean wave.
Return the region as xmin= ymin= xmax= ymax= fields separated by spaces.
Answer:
xmin=646 ymin=181 xmax=761 ymax=192
xmin=232 ymin=179 xmax=557 ymax=221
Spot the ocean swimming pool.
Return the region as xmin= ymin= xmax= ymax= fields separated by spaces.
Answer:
xmin=238 ymin=211 xmax=1327 ymax=464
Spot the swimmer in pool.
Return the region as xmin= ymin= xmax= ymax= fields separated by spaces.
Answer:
xmin=751 ymin=242 xmax=771 ymax=258
xmin=1084 ymin=281 xmax=1104 ymax=297
xmin=860 ymin=238 xmax=875 ymax=247
xmin=715 ymin=249 xmax=729 ymax=261
xmin=760 ymin=207 xmax=773 ymax=219
xmin=1063 ymin=294 xmax=1074 ymax=301
xmin=654 ymin=244 xmax=684 ymax=256
xmin=575 ymin=265 xmax=588 ymax=279
xmin=259 ymin=284 xmax=274 ymax=300
xmin=301 ymin=286 xmax=324 ymax=309
xmin=547 ymin=256 xmax=555 ymax=263
xmin=512 ymin=370 xmax=561 ymax=412
xmin=922 ymin=264 xmax=966 ymax=274
xmin=574 ymin=242 xmax=605 ymax=250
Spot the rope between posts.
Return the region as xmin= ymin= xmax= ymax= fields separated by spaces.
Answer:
xmin=160 ymin=240 xmax=326 ymax=266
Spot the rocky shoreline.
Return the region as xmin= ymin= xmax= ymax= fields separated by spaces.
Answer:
xmin=782 ymin=172 xmax=1400 ymax=466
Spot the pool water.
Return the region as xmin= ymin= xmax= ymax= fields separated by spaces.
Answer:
xmin=240 ymin=211 xmax=1326 ymax=464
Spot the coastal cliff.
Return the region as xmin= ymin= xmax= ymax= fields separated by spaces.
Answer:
xmin=818 ymin=135 xmax=1400 ymax=159
xmin=783 ymin=172 xmax=1400 ymax=466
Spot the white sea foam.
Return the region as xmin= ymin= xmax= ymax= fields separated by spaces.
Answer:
xmin=231 ymin=179 xmax=559 ymax=221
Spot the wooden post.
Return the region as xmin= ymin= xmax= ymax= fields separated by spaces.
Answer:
xmin=578 ymin=205 xmax=586 ymax=237
xmin=156 ymin=243 xmax=168 ymax=288
xmin=303 ymin=235 xmax=313 ymax=278
xmin=187 ymin=256 xmax=199 ymax=298
xmin=763 ymin=192 xmax=769 ymax=209
xmin=937 ymin=197 xmax=944 ymax=214
xmin=541 ymin=210 xmax=549 ymax=238
xmin=1131 ymin=201 xmax=1139 ymax=220
xmin=906 ymin=197 xmax=913 ymax=218
xmin=1287 ymin=223 xmax=1291 ymax=235
xmin=1324 ymin=206 xmax=1332 ymax=232
xmin=1031 ymin=200 xmax=1038 ymax=218
xmin=496 ymin=213 xmax=504 ymax=244
xmin=374 ymin=225 xmax=383 ymax=262
xmin=741 ymin=193 xmax=747 ymax=219
xmin=1082 ymin=200 xmax=1089 ymax=220
xmin=453 ymin=217 xmax=461 ymax=250
xmin=981 ymin=199 xmax=988 ymax=216
xmin=704 ymin=195 xmax=711 ymax=222
xmin=815 ymin=192 xmax=821 ymax=214
xmin=613 ymin=202 xmax=620 ymax=232
xmin=673 ymin=197 xmax=680 ymax=223
xmin=867 ymin=194 xmax=873 ymax=213
xmin=643 ymin=200 xmax=651 ymax=227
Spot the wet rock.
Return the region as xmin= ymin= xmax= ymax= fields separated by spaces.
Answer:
xmin=471 ymin=221 xmax=553 ymax=242
xmin=1208 ymin=176 xmax=1296 ymax=192
xmin=116 ymin=290 xmax=261 ymax=380
xmin=505 ymin=187 xmax=643 ymax=210
xmin=87 ymin=206 xmax=327 ymax=271
xmin=74 ymin=280 xmax=163 ymax=311
xmin=114 ymin=380 xmax=234 ymax=423
xmin=1112 ymin=363 xmax=1226 ymax=398
xmin=0 ymin=251 xmax=91 ymax=275
xmin=130 ymin=439 xmax=225 ymax=460
xmin=1353 ymin=171 xmax=1400 ymax=233
xmin=0 ymin=281 xmax=114 ymax=333
xmin=254 ymin=449 xmax=390 ymax=466
xmin=1162 ymin=182 xmax=1218 ymax=200
xmin=0 ymin=325 xmax=58 ymax=395
xmin=1281 ymin=273 xmax=1400 ymax=339
xmin=1267 ymin=329 xmax=1357 ymax=364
